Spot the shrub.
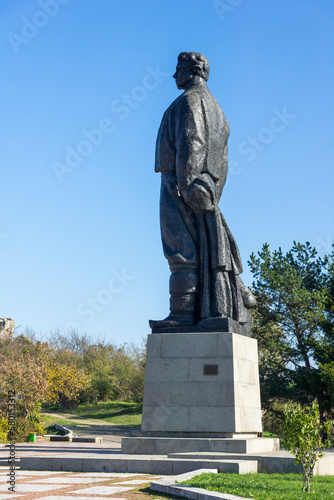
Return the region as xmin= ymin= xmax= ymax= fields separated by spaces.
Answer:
xmin=0 ymin=417 xmax=9 ymax=443
xmin=283 ymin=401 xmax=330 ymax=493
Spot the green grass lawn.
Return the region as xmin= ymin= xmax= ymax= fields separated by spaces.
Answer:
xmin=42 ymin=401 xmax=142 ymax=426
xmin=263 ymin=431 xmax=278 ymax=439
xmin=180 ymin=473 xmax=334 ymax=499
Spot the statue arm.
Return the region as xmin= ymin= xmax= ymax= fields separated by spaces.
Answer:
xmin=215 ymin=143 xmax=228 ymax=202
xmin=174 ymin=96 xmax=206 ymax=192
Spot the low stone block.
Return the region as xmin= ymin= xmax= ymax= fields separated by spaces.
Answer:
xmin=103 ymin=459 xmax=128 ymax=473
xmin=122 ymin=437 xmax=156 ymax=455
xmin=58 ymin=457 xmax=83 ymax=472
xmin=50 ymin=436 xmax=72 ymax=442
xmin=238 ymin=460 xmax=258 ymax=474
xmin=172 ymin=460 xmax=206 ymax=475
xmin=150 ymin=459 xmax=174 ymax=475
xmin=20 ymin=457 xmax=63 ymax=471
xmin=126 ymin=459 xmax=152 ymax=473
xmin=172 ymin=459 xmax=258 ymax=474
xmin=82 ymin=458 xmax=109 ymax=472
xmin=257 ymin=455 xmax=303 ymax=474
xmin=71 ymin=437 xmax=102 ymax=443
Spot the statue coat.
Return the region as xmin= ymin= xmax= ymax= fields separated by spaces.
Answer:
xmin=155 ymin=84 xmax=250 ymax=323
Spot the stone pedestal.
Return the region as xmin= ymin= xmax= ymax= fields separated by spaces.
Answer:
xmin=122 ymin=331 xmax=268 ymax=457
xmin=141 ymin=331 xmax=262 ymax=437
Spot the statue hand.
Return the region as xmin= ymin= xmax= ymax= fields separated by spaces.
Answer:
xmin=181 ymin=179 xmax=215 ymax=213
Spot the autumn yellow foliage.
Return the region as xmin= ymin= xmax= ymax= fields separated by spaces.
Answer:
xmin=45 ymin=351 xmax=91 ymax=406
xmin=0 ymin=336 xmax=90 ymax=417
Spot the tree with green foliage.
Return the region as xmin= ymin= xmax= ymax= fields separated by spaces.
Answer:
xmin=82 ymin=343 xmax=117 ymax=402
xmin=249 ymin=242 xmax=334 ymax=433
xmin=283 ymin=401 xmax=330 ymax=493
xmin=108 ymin=343 xmax=145 ymax=403
xmin=46 ymin=330 xmax=146 ymax=406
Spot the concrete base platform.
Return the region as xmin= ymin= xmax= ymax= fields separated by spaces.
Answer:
xmin=20 ymin=453 xmax=257 ymax=475
xmin=122 ymin=437 xmax=280 ymax=455
xmin=19 ymin=448 xmax=334 ymax=475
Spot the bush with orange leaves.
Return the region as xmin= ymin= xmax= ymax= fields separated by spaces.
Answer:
xmin=0 ymin=334 xmax=91 ymax=435
xmin=0 ymin=336 xmax=49 ymax=419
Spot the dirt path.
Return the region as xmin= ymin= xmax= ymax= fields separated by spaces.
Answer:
xmin=42 ymin=412 xmax=143 ymax=443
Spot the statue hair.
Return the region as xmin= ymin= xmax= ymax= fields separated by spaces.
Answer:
xmin=177 ymin=52 xmax=210 ymax=81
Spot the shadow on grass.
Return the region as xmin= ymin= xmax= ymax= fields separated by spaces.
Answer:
xmin=43 ymin=424 xmax=65 ymax=435
xmin=138 ymin=487 xmax=177 ymax=499
xmin=43 ymin=401 xmax=142 ymax=416
xmin=79 ymin=406 xmax=142 ymax=420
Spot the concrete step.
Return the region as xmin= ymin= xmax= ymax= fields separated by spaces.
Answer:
xmin=167 ymin=450 xmax=334 ymax=475
xmin=168 ymin=450 xmax=296 ymax=474
xmin=20 ymin=454 xmax=258 ymax=475
xmin=122 ymin=436 xmax=279 ymax=455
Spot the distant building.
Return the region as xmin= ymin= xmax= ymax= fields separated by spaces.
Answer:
xmin=0 ymin=318 xmax=15 ymax=339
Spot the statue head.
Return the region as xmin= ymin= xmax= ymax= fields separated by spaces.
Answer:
xmin=173 ymin=52 xmax=210 ymax=90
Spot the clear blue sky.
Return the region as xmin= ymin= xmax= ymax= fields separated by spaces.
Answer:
xmin=1 ymin=0 xmax=333 ymax=344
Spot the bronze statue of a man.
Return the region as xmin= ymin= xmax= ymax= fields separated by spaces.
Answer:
xmin=150 ymin=52 xmax=255 ymax=333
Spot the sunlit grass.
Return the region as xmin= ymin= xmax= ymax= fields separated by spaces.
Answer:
xmin=42 ymin=400 xmax=142 ymax=426
xmin=180 ymin=473 xmax=334 ymax=499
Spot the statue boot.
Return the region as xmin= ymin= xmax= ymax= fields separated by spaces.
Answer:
xmin=149 ymin=268 xmax=198 ymax=329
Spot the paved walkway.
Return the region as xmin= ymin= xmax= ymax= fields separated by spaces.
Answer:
xmin=2 ymin=441 xmax=122 ymax=459
xmin=0 ymin=466 xmax=174 ymax=500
